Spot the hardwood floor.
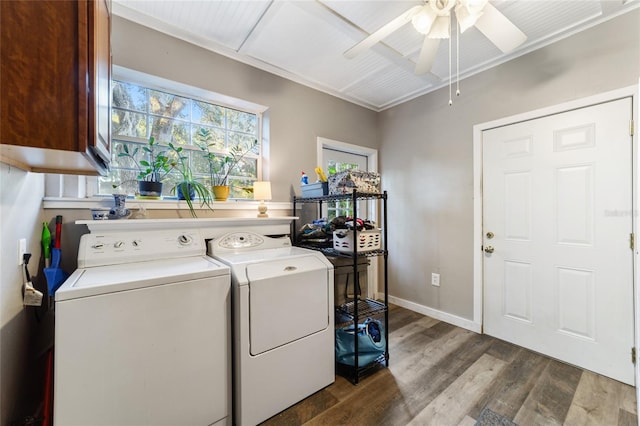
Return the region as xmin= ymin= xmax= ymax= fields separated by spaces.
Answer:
xmin=263 ymin=305 xmax=637 ymax=426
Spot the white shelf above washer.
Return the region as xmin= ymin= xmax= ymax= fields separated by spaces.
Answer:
xmin=76 ymin=217 xmax=299 ymax=237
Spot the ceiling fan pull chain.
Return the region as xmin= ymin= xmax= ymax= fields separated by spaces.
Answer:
xmin=456 ymin=17 xmax=460 ymax=98
xmin=448 ymin=14 xmax=452 ymax=107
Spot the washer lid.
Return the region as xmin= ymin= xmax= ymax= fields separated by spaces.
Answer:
xmin=55 ymin=257 xmax=229 ymax=301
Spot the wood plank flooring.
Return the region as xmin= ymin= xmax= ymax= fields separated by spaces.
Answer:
xmin=262 ymin=305 xmax=637 ymax=426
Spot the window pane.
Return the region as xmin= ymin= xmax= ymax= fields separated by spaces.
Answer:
xmin=228 ymin=177 xmax=254 ymax=199
xmin=192 ymin=125 xmax=225 ymax=151
xmin=193 ymin=101 xmax=224 ymax=127
xmin=149 ymin=90 xmax=190 ymax=120
xmin=150 ymin=117 xmax=189 ymax=145
xmin=227 ymin=109 xmax=256 ymax=134
xmin=228 ymin=131 xmax=257 ymax=152
xmin=233 ymin=157 xmax=257 ymax=178
xmin=112 ymin=109 xmax=147 ymax=138
xmin=191 ymin=149 xmax=211 ymax=176
xmin=112 ymin=140 xmax=146 ymax=170
xmin=112 ymin=81 xmax=147 ymax=112
xmin=99 ymin=169 xmax=138 ymax=195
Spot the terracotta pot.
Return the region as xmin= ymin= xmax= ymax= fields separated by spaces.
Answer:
xmin=212 ymin=185 xmax=230 ymax=201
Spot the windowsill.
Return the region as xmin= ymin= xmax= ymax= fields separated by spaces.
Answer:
xmin=42 ymin=197 xmax=293 ymax=211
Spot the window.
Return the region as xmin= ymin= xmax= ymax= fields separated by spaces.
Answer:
xmin=321 ymin=144 xmax=371 ymax=220
xmin=326 ymin=160 xmax=360 ymax=219
xmin=99 ymin=79 xmax=261 ymax=199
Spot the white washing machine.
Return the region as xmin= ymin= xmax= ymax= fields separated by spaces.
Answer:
xmin=54 ymin=228 xmax=231 ymax=426
xmin=208 ymin=232 xmax=334 ymax=426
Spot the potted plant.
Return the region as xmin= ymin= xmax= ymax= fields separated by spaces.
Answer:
xmin=114 ymin=136 xmax=173 ymax=197
xmin=167 ymin=142 xmax=212 ymax=217
xmin=195 ymin=128 xmax=257 ymax=201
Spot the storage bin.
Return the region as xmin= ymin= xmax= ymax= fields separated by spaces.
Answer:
xmin=328 ymin=170 xmax=380 ymax=194
xmin=333 ymin=230 xmax=382 ymax=253
xmin=301 ymin=182 xmax=329 ymax=197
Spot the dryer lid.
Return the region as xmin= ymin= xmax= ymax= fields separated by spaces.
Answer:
xmin=55 ymin=257 xmax=229 ymax=301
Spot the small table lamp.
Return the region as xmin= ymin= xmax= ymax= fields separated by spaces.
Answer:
xmin=253 ymin=181 xmax=272 ymax=218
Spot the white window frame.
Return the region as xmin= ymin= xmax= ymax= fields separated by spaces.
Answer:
xmin=98 ymin=67 xmax=267 ymax=199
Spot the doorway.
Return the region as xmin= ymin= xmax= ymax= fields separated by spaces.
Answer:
xmin=473 ymin=88 xmax=637 ymax=386
xmin=317 ymin=137 xmax=379 ymax=299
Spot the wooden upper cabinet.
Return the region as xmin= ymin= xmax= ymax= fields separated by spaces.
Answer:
xmin=0 ymin=0 xmax=112 ymax=176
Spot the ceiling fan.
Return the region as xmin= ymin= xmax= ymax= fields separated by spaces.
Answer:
xmin=344 ymin=0 xmax=527 ymax=75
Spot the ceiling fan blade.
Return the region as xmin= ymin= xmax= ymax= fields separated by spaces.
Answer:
xmin=473 ymin=2 xmax=527 ymax=53
xmin=415 ymin=37 xmax=440 ymax=75
xmin=344 ymin=5 xmax=423 ymax=59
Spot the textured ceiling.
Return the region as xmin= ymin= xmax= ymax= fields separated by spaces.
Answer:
xmin=112 ymin=0 xmax=640 ymax=111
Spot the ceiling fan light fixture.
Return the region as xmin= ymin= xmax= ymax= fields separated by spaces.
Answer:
xmin=455 ymin=2 xmax=485 ymax=33
xmin=430 ymin=0 xmax=457 ymax=15
xmin=411 ymin=7 xmax=436 ymax=35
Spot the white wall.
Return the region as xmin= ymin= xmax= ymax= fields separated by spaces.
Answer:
xmin=379 ymin=10 xmax=640 ymax=320
xmin=0 ymin=163 xmax=46 ymax=425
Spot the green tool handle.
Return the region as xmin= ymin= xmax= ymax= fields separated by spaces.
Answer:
xmin=42 ymin=222 xmax=51 ymax=266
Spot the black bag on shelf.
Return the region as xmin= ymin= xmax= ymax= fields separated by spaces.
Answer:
xmin=335 ymin=318 xmax=385 ymax=366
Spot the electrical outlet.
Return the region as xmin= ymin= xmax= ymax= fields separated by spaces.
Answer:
xmin=18 ymin=238 xmax=26 ymax=265
xmin=431 ymin=272 xmax=440 ymax=287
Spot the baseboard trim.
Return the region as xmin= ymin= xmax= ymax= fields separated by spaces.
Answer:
xmin=384 ymin=294 xmax=482 ymax=333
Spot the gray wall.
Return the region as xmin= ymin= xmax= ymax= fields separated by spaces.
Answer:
xmin=112 ymin=16 xmax=380 ymax=201
xmin=0 ymin=164 xmax=46 ymax=425
xmin=379 ymin=10 xmax=640 ymax=320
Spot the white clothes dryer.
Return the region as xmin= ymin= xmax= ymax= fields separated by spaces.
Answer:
xmin=208 ymin=232 xmax=334 ymax=426
xmin=54 ymin=228 xmax=231 ymax=426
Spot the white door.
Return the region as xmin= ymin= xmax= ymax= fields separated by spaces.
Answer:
xmin=483 ymin=97 xmax=634 ymax=385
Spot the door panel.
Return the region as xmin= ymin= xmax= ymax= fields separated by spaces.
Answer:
xmin=247 ymin=257 xmax=329 ymax=355
xmin=483 ymin=97 xmax=634 ymax=384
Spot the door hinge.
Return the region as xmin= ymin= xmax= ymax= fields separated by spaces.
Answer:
xmin=631 ymin=233 xmax=635 ymax=250
xmin=632 ymin=347 xmax=636 ymax=364
xmin=631 ymin=119 xmax=635 ymax=137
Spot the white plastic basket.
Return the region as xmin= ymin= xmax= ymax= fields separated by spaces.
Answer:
xmin=333 ymin=230 xmax=382 ymax=253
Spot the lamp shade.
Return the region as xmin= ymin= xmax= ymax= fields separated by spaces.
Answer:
xmin=253 ymin=181 xmax=272 ymax=201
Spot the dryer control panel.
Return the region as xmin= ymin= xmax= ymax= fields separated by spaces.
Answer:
xmin=218 ymin=233 xmax=264 ymax=249
xmin=211 ymin=232 xmax=292 ymax=253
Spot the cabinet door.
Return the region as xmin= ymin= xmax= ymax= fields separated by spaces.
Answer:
xmin=0 ymin=0 xmax=110 ymax=175
xmin=89 ymin=0 xmax=112 ymax=165
xmin=0 ymin=1 xmax=83 ymax=150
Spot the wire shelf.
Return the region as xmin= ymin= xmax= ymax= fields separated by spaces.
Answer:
xmin=293 ymin=192 xmax=387 ymax=203
xmin=336 ymin=298 xmax=387 ymax=322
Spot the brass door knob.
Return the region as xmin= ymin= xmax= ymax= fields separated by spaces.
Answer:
xmin=484 ymin=246 xmax=495 ymax=254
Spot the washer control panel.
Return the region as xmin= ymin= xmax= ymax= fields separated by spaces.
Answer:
xmin=78 ymin=230 xmax=204 ymax=268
